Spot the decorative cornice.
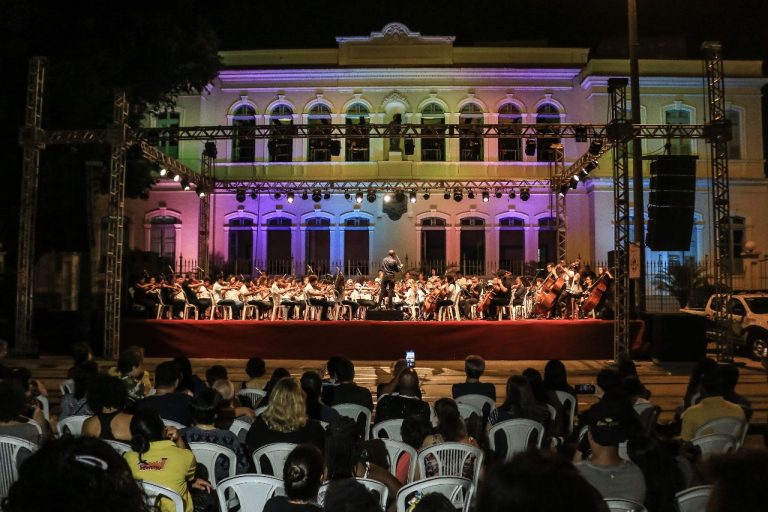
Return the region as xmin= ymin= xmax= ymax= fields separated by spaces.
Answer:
xmin=581 ymin=76 xmax=767 ymax=90
xmin=335 ymin=22 xmax=455 ymax=45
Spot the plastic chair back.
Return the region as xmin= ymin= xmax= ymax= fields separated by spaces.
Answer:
xmin=633 ymin=403 xmax=661 ymax=434
xmin=59 ymin=379 xmax=75 ymax=395
xmin=318 ymin=478 xmax=388 ymax=509
xmin=604 ymin=498 xmax=648 ymax=512
xmin=693 ymin=417 xmax=746 ymax=447
xmin=141 ymin=481 xmax=185 ymax=512
xmin=488 ymin=419 xmax=545 ymax=462
xmin=57 ymin=415 xmax=91 ymax=437
xmin=382 ymin=438 xmax=418 ymax=482
xmin=216 ymin=475 xmax=285 ymax=512
xmin=332 ymin=403 xmax=372 ymax=440
xmin=229 ymin=418 xmax=252 ymax=443
xmin=0 ymin=436 xmax=38 ymax=501
xmin=455 ymin=394 xmax=496 ymax=418
xmin=691 ymin=433 xmax=737 ymax=458
xmin=161 ymin=418 xmax=187 ymax=430
xmin=373 ymin=419 xmax=404 ymax=441
xmin=395 ymin=476 xmax=473 ymax=512
xmin=236 ymin=388 xmax=267 ymax=409
xmin=104 ymin=439 xmax=132 ymax=455
xmin=553 ymin=391 xmax=577 ymax=434
xmin=416 ymin=442 xmax=484 ymax=487
xmin=254 ymin=406 xmax=268 ymax=417
xmin=252 ymin=442 xmax=297 ymax=476
xmin=456 ymin=402 xmax=482 ymax=420
xmin=189 ymin=442 xmax=238 ymax=487
xmin=36 ymin=396 xmax=50 ymax=421
xmin=675 ymin=485 xmax=712 ymax=512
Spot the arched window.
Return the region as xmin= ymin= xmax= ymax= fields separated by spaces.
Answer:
xmin=344 ymin=217 xmax=370 ymax=274
xmin=421 ymin=103 xmax=445 ymax=162
xmin=420 ymin=217 xmax=447 ymax=273
xmin=499 ymin=217 xmax=525 ymax=269
xmin=154 ymin=111 xmax=180 ymax=159
xmin=664 ymin=107 xmax=693 ymax=156
xmin=150 ymin=215 xmax=179 ymax=261
xmin=459 ymin=217 xmax=485 ymax=275
xmin=731 ymin=216 xmax=746 ymax=275
xmin=231 ymin=105 xmax=256 ymax=162
xmin=227 ymin=217 xmax=254 ymax=274
xmin=498 ymin=103 xmax=522 ymax=161
xmin=308 ymin=104 xmax=332 ymax=162
xmin=537 ymin=217 xmax=557 ymax=264
xmin=266 ymin=217 xmax=293 ymax=275
xmin=536 ymin=104 xmax=561 ymax=162
xmin=459 ymin=103 xmax=484 ymax=162
xmin=725 ymin=109 xmax=742 ymax=160
xmin=345 ymin=103 xmax=370 ymax=162
xmin=305 ymin=217 xmax=331 ymax=274
xmin=269 ymin=105 xmax=294 ymax=162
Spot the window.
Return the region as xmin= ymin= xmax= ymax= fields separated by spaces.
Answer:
xmin=305 ymin=218 xmax=331 ymax=274
xmin=266 ymin=217 xmax=292 ymax=274
xmin=308 ymin=104 xmax=332 ymax=162
xmin=536 ymin=104 xmax=561 ymax=162
xmin=498 ymin=103 xmax=522 ymax=161
xmin=665 ymin=108 xmax=693 ymax=155
xmin=459 ymin=217 xmax=485 ymax=275
xmin=420 ymin=217 xmax=446 ymax=273
xmin=344 ymin=217 xmax=370 ymax=275
xmin=150 ymin=215 xmax=178 ymax=261
xmin=269 ymin=105 xmax=294 ymax=162
xmin=155 ymin=111 xmax=180 ymax=159
xmin=725 ymin=109 xmax=742 ymax=160
xmin=421 ymin=103 xmax=445 ymax=161
xmin=231 ymin=105 xmax=256 ymax=162
xmin=345 ymin=103 xmax=370 ymax=162
xmin=499 ymin=217 xmax=525 ymax=268
xmin=537 ymin=217 xmax=557 ymax=264
xmin=731 ymin=216 xmax=745 ymax=275
xmin=459 ymin=103 xmax=484 ymax=161
xmin=228 ymin=217 xmax=254 ymax=275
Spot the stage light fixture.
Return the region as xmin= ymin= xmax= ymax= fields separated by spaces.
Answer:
xmin=520 ymin=188 xmax=530 ymax=201
xmin=467 ymin=189 xmax=475 ymax=200
xmin=236 ymin=189 xmax=246 ymax=203
xmin=383 ymin=193 xmax=392 ymax=203
xmin=159 ymin=167 xmax=168 ymax=177
xmin=453 ymin=189 xmax=463 ymax=202
xmin=323 ymin=192 xmax=331 ymax=200
xmin=443 ymin=191 xmax=451 ymax=200
xmin=287 ymin=192 xmax=294 ymax=203
xmin=172 ymin=174 xmax=181 ymax=182
xmin=509 ymin=190 xmax=516 ymax=199
xmin=344 ymin=192 xmax=351 ymax=200
xmin=204 ymin=141 xmax=218 ymax=158
xmin=355 ymin=192 xmax=364 ymax=204
xmin=366 ymin=190 xmax=376 ymax=203
xmin=583 ymin=161 xmax=598 ymax=174
xmin=570 ymin=176 xmax=579 ymax=189
xmin=250 ymin=191 xmax=258 ymax=200
xmin=273 ymin=192 xmax=281 ymax=199
xmin=180 ymin=178 xmax=191 ymax=191
xmin=423 ymin=192 xmax=431 ymax=200
xmin=588 ymin=140 xmax=603 ymax=156
xmin=198 ymin=190 xmax=206 ymax=198
xmin=302 ymin=191 xmax=309 ymax=201
xmin=495 ymin=190 xmax=502 ymax=199
xmin=312 ymin=190 xmax=322 ymax=202
xmin=559 ymin=183 xmax=569 ymax=196
xmin=409 ymin=191 xmax=417 ymax=203
xmin=524 ymin=139 xmax=537 ymax=156
xmin=482 ymin=191 xmax=490 ymax=202
xmin=578 ymin=169 xmax=590 ymax=180
xmin=395 ymin=190 xmax=406 ymax=203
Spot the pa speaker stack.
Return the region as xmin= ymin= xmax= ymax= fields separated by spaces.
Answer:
xmin=647 ymin=156 xmax=696 ymax=251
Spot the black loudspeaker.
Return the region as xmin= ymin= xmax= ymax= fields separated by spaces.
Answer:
xmin=643 ymin=313 xmax=707 ymax=362
xmin=404 ymin=139 xmax=414 ymax=155
xmin=647 ymin=156 xmax=696 ymax=251
xmin=330 ymin=140 xmax=341 ymax=156
xmin=366 ymin=309 xmax=405 ymax=321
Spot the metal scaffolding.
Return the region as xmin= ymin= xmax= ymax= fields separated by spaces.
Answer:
xmin=549 ymin=144 xmax=568 ymax=263
xmin=213 ymin=178 xmax=552 ymax=193
xmin=198 ymin=151 xmax=214 ymax=275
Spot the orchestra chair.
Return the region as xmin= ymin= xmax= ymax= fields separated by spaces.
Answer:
xmin=468 ymin=303 xmax=478 ymax=320
xmin=242 ymin=303 xmax=259 ymax=321
xmin=693 ymin=417 xmax=747 ymax=449
xmin=604 ymin=498 xmax=647 ymax=512
xmin=691 ymin=433 xmax=738 ymax=458
xmin=381 ymin=438 xmax=417 ymax=482
xmin=104 ymin=440 xmax=131 ymax=455
xmin=57 ymin=415 xmax=91 ymax=437
xmin=216 ymin=475 xmax=285 ymax=512
xmin=59 ymin=379 xmax=75 ymax=396
xmin=332 ymin=404 xmax=372 ymax=440
xmin=0 ymin=435 xmax=38 ymax=501
xmin=303 ymin=299 xmax=323 ymax=321
xmin=455 ymin=395 xmax=496 ymax=419
xmin=236 ymin=388 xmax=267 ymax=409
xmin=252 ymin=442 xmax=297 ymax=476
xmin=373 ymin=419 xmax=404 ymax=441
xmin=357 ymin=304 xmax=369 ymax=320
xmin=210 ymin=303 xmax=233 ymax=320
xmin=182 ymin=296 xmax=199 ymax=320
xmin=416 ymin=442 xmax=484 ymax=488
xmin=674 ymin=485 xmax=712 ymax=512
xmin=395 ymin=477 xmax=473 ymax=512
xmin=497 ymin=294 xmax=516 ymax=321
xmin=553 ymin=391 xmax=577 ymax=434
xmin=188 ymin=442 xmax=237 ymax=488
xmin=318 ymin=478 xmax=388 ymax=509
xmin=488 ymin=419 xmax=545 ymax=463
xmin=335 ymin=301 xmax=354 ymax=321
xmin=141 ymin=482 xmax=185 ymax=512
xmin=155 ymin=294 xmax=173 ymax=320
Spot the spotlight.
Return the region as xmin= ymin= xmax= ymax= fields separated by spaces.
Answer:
xmin=520 ymin=188 xmax=530 ymax=201
xmin=524 ymin=139 xmax=537 ymax=156
xmin=198 ymin=189 xmax=206 ymax=198
xmin=312 ymin=190 xmax=322 ymax=202
xmin=509 ymin=190 xmax=516 ymax=199
xmin=569 ymin=177 xmax=579 ymax=189
xmin=423 ymin=192 xmax=431 ymax=200
xmin=355 ymin=192 xmax=364 ymax=204
xmin=367 ymin=190 xmax=376 ymax=203
xmin=467 ymin=189 xmax=475 ymax=200
xmin=159 ymin=167 xmax=168 ymax=177
xmin=383 ymin=193 xmax=392 ymax=203
xmin=583 ymin=161 xmax=598 ymax=174
xmin=578 ymin=169 xmax=589 ymax=180
xmin=444 ymin=191 xmax=451 ymax=200
xmin=482 ymin=190 xmax=490 ymax=202
xmin=344 ymin=192 xmax=351 ymax=200
xmin=409 ymin=191 xmax=417 ymax=203
xmin=273 ymin=192 xmax=281 ymax=200
xmin=323 ymin=192 xmax=331 ymax=200
xmin=204 ymin=141 xmax=218 ymax=158
xmin=495 ymin=190 xmax=502 ymax=199
xmin=180 ymin=178 xmax=191 ymax=191
xmin=588 ymin=140 xmax=603 ymax=156
xmin=236 ymin=189 xmax=246 ymax=203
xmin=172 ymin=174 xmax=180 ymax=182
xmin=287 ymin=192 xmax=294 ymax=203
xmin=250 ymin=191 xmax=258 ymax=200
xmin=302 ymin=191 xmax=309 ymax=201
xmin=453 ymin=189 xmax=463 ymax=202
xmin=559 ymin=183 xmax=569 ymax=197
xmin=395 ymin=190 xmax=406 ymax=203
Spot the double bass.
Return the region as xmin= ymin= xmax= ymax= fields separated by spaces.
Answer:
xmin=581 ymin=272 xmax=613 ymax=314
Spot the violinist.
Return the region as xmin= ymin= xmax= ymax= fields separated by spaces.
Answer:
xmin=461 ymin=276 xmax=483 ymax=319
xmin=486 ymin=270 xmax=512 ymax=320
xmin=133 ymin=276 xmax=160 ymax=317
xmin=220 ymin=275 xmax=244 ymax=319
xmin=512 ymin=276 xmax=527 ymax=307
xmin=435 ymin=274 xmax=458 ymax=318
xmin=196 ymin=278 xmax=213 ymax=319
xmin=342 ymin=279 xmax=361 ymax=318
xmin=304 ymin=274 xmax=331 ymax=320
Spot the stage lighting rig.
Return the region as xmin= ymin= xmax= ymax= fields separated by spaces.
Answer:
xmin=524 ymin=139 xmax=537 ymax=156
xmin=250 ymin=191 xmax=258 ymax=200
xmin=494 ymin=190 xmax=502 ymax=199
xmin=355 ymin=192 xmax=364 ymax=204
xmin=453 ymin=189 xmax=463 ymax=202
xmin=287 ymin=192 xmax=294 ymax=203
xmin=423 ymin=191 xmax=430 ymax=200
xmin=236 ymin=189 xmax=246 ymax=203
xmin=467 ymin=189 xmax=475 ymax=200
xmin=366 ymin=190 xmax=376 ymax=203
xmin=180 ymin=178 xmax=191 ymax=191
xmin=443 ymin=191 xmax=451 ymax=200
xmin=311 ymin=190 xmax=322 ymax=202
xmin=273 ymin=192 xmax=281 ymax=199
xmin=509 ymin=190 xmax=516 ymax=199
xmin=383 ymin=193 xmax=392 ymax=203
xmin=482 ymin=191 xmax=490 ymax=202
xmin=323 ymin=192 xmax=331 ymax=200
xmin=409 ymin=191 xmax=417 ymax=203
xmin=520 ymin=188 xmax=530 ymax=201
xmin=159 ymin=167 xmax=168 ymax=177
xmin=302 ymin=191 xmax=309 ymax=201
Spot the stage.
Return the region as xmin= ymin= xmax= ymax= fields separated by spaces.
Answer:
xmin=122 ymin=319 xmax=644 ymax=361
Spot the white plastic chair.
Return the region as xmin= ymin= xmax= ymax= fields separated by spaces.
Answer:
xmin=693 ymin=417 xmax=747 ymax=448
xmin=373 ymin=419 xmax=404 ymax=441
xmin=553 ymin=391 xmax=577 ymax=434
xmin=455 ymin=394 xmax=496 ymax=418
xmin=604 ymin=498 xmax=648 ymax=512
xmin=456 ymin=402 xmax=482 ymax=420
xmin=634 ymin=402 xmax=661 ymax=434
xmin=395 ymin=476 xmax=474 ymax=512
xmin=318 ymin=478 xmax=389 ymax=509
xmin=416 ymin=442 xmax=484 ymax=487
xmin=189 ymin=442 xmax=238 ymax=487
xmin=57 ymin=414 xmax=91 ymax=436
xmin=252 ymin=442 xmax=297 ymax=476
xmin=691 ymin=433 xmax=737 ymax=458
xmin=236 ymin=388 xmax=267 ymax=409
xmin=229 ymin=418 xmax=252 ymax=443
xmin=36 ymin=395 xmax=50 ymax=421
xmin=104 ymin=439 xmax=132 ymax=455
xmin=382 ymin=438 xmax=417 ymax=483
xmin=162 ymin=418 xmax=187 ymax=430
xmin=254 ymin=406 xmax=268 ymax=417
xmin=141 ymin=481 xmax=185 ymax=512
xmin=544 ymin=403 xmax=558 ymax=423
xmin=332 ymin=403 xmax=372 ymax=440
xmin=0 ymin=436 xmax=38 ymax=501
xmin=59 ymin=379 xmax=75 ymax=395
xmin=488 ymin=419 xmax=545 ymax=462
xmin=675 ymin=484 xmax=712 ymax=512
xmin=216 ymin=474 xmax=285 ymax=512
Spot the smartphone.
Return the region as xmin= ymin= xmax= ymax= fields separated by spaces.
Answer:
xmin=405 ymin=350 xmax=416 ymax=368
xmin=575 ymin=383 xmax=596 ymax=394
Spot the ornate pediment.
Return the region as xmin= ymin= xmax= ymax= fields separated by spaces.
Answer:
xmin=336 ymin=22 xmax=455 ymax=66
xmin=381 ymin=91 xmax=411 ymax=112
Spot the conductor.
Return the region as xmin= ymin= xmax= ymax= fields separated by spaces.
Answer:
xmin=379 ymin=249 xmax=401 ymax=309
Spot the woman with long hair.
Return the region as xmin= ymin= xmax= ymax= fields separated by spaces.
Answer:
xmin=81 ymin=374 xmax=133 ymax=442
xmin=420 ymin=398 xmax=480 ymax=480
xmin=489 ymin=375 xmax=552 ymax=433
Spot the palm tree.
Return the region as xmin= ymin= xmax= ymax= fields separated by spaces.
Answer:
xmin=656 ymin=261 xmax=710 ymax=308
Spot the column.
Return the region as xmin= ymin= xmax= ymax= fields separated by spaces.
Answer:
xmin=292 ymin=114 xmax=304 ymax=162
xmin=332 ymin=113 xmax=345 ymax=162
xmin=411 ymin=113 xmax=422 ymax=161
xmin=370 ymin=113 xmax=385 ymax=162
xmin=486 ymin=113 xmax=498 ymax=162
xmin=445 ymin=113 xmax=460 ymax=162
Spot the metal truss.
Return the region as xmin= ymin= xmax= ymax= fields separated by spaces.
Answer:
xmin=608 ymin=78 xmax=632 ymax=362
xmin=212 ymin=178 xmax=552 ymax=193
xmin=549 ymin=145 xmax=568 ymax=263
xmin=15 ymin=57 xmax=46 ymax=356
xmin=137 ymin=140 xmax=199 ymax=182
xmin=558 ymin=140 xmax=613 ymax=183
xmin=197 ymin=152 xmax=214 ymax=275
xmin=703 ymin=42 xmax=734 ymax=363
xmin=103 ymin=92 xmax=129 ymax=360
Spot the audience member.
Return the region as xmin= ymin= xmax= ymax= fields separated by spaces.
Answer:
xmin=263 ymin=444 xmax=324 ymax=512
xmin=2 ymin=436 xmax=153 ymax=512
xmin=452 ymin=355 xmax=496 ymax=402
xmin=720 ymin=363 xmax=753 ymax=420
xmin=376 ymin=358 xmax=407 ymax=399
xmin=174 ymin=356 xmax=206 ymax=396
xmin=397 ymin=413 xmax=434 ymax=483
xmin=243 ymin=356 xmax=267 ymax=389
xmin=82 ymin=373 xmax=133 ymax=442
xmin=205 ymin=364 xmax=228 ymax=387
xmin=59 ymin=360 xmax=98 ymax=420
xmin=135 ymin=361 xmax=194 ymax=426
xmin=212 ymin=378 xmax=255 ymax=428
xmin=543 ymin=359 xmax=576 ymax=396
xmin=114 ymin=348 xmax=147 ymax=402
xmin=623 ymin=376 xmax=651 ymax=406
xmin=420 ymin=398 xmax=479 ymax=480
xmin=411 ymin=493 xmax=456 ymax=512
xmin=323 ymin=357 xmax=373 ymax=410
xmin=66 ymin=341 xmax=93 ymax=379
xmin=301 ymin=370 xmax=341 ymax=423
xmin=488 ymin=375 xmax=552 ymax=433
xmin=374 ymin=369 xmax=430 ymax=423
xmin=0 ymin=379 xmax=43 ymax=444
xmin=322 ymin=478 xmax=383 ymax=512
xmin=703 ymin=450 xmax=768 ymax=512
xmin=262 ymin=367 xmax=291 ymax=405
xmin=680 ymin=365 xmax=745 ymax=441
xmin=626 ymin=435 xmax=686 ymax=512
xmin=682 ymin=358 xmax=718 ymax=410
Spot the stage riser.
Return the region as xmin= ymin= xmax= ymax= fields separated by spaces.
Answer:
xmin=122 ymin=320 xmax=643 ymax=361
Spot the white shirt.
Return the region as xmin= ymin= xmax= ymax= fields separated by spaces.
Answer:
xmin=212 ymin=281 xmax=224 ymax=302
xmin=224 ymin=285 xmax=241 ymax=301
xmin=197 ymin=285 xmax=212 ymax=300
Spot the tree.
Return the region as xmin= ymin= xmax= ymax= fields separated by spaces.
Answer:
xmin=656 ymin=261 xmax=711 ymax=308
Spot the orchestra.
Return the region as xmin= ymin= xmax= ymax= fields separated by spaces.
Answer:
xmin=130 ymin=257 xmax=613 ymax=321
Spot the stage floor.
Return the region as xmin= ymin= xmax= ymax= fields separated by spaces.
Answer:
xmin=122 ymin=319 xmax=644 ymax=361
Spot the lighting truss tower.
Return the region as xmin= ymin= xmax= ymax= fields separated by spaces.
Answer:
xmin=103 ymin=92 xmax=129 ymax=359
xmin=198 ymin=151 xmax=214 ymax=275
xmin=702 ymin=41 xmax=734 ymax=363
xmin=15 ymin=57 xmax=46 ymax=356
xmin=549 ymin=144 xmax=567 ymax=262
xmin=608 ymin=78 xmax=632 ymax=362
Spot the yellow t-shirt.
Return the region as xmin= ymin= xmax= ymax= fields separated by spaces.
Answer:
xmin=680 ymin=396 xmax=746 ymax=441
xmin=124 ymin=440 xmax=196 ymax=512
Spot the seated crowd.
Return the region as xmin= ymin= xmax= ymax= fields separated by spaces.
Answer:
xmin=0 ymin=341 xmax=766 ymax=512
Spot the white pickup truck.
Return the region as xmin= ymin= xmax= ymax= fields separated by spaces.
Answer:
xmin=682 ymin=292 xmax=768 ymax=359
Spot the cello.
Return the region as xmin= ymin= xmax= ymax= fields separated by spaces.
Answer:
xmin=581 ymin=271 xmax=613 ymax=314
xmin=421 ymin=283 xmax=446 ymax=318
xmin=477 ymin=279 xmax=500 ymax=315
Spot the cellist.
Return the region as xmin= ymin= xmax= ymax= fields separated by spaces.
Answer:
xmin=486 ymin=270 xmax=512 ymax=320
